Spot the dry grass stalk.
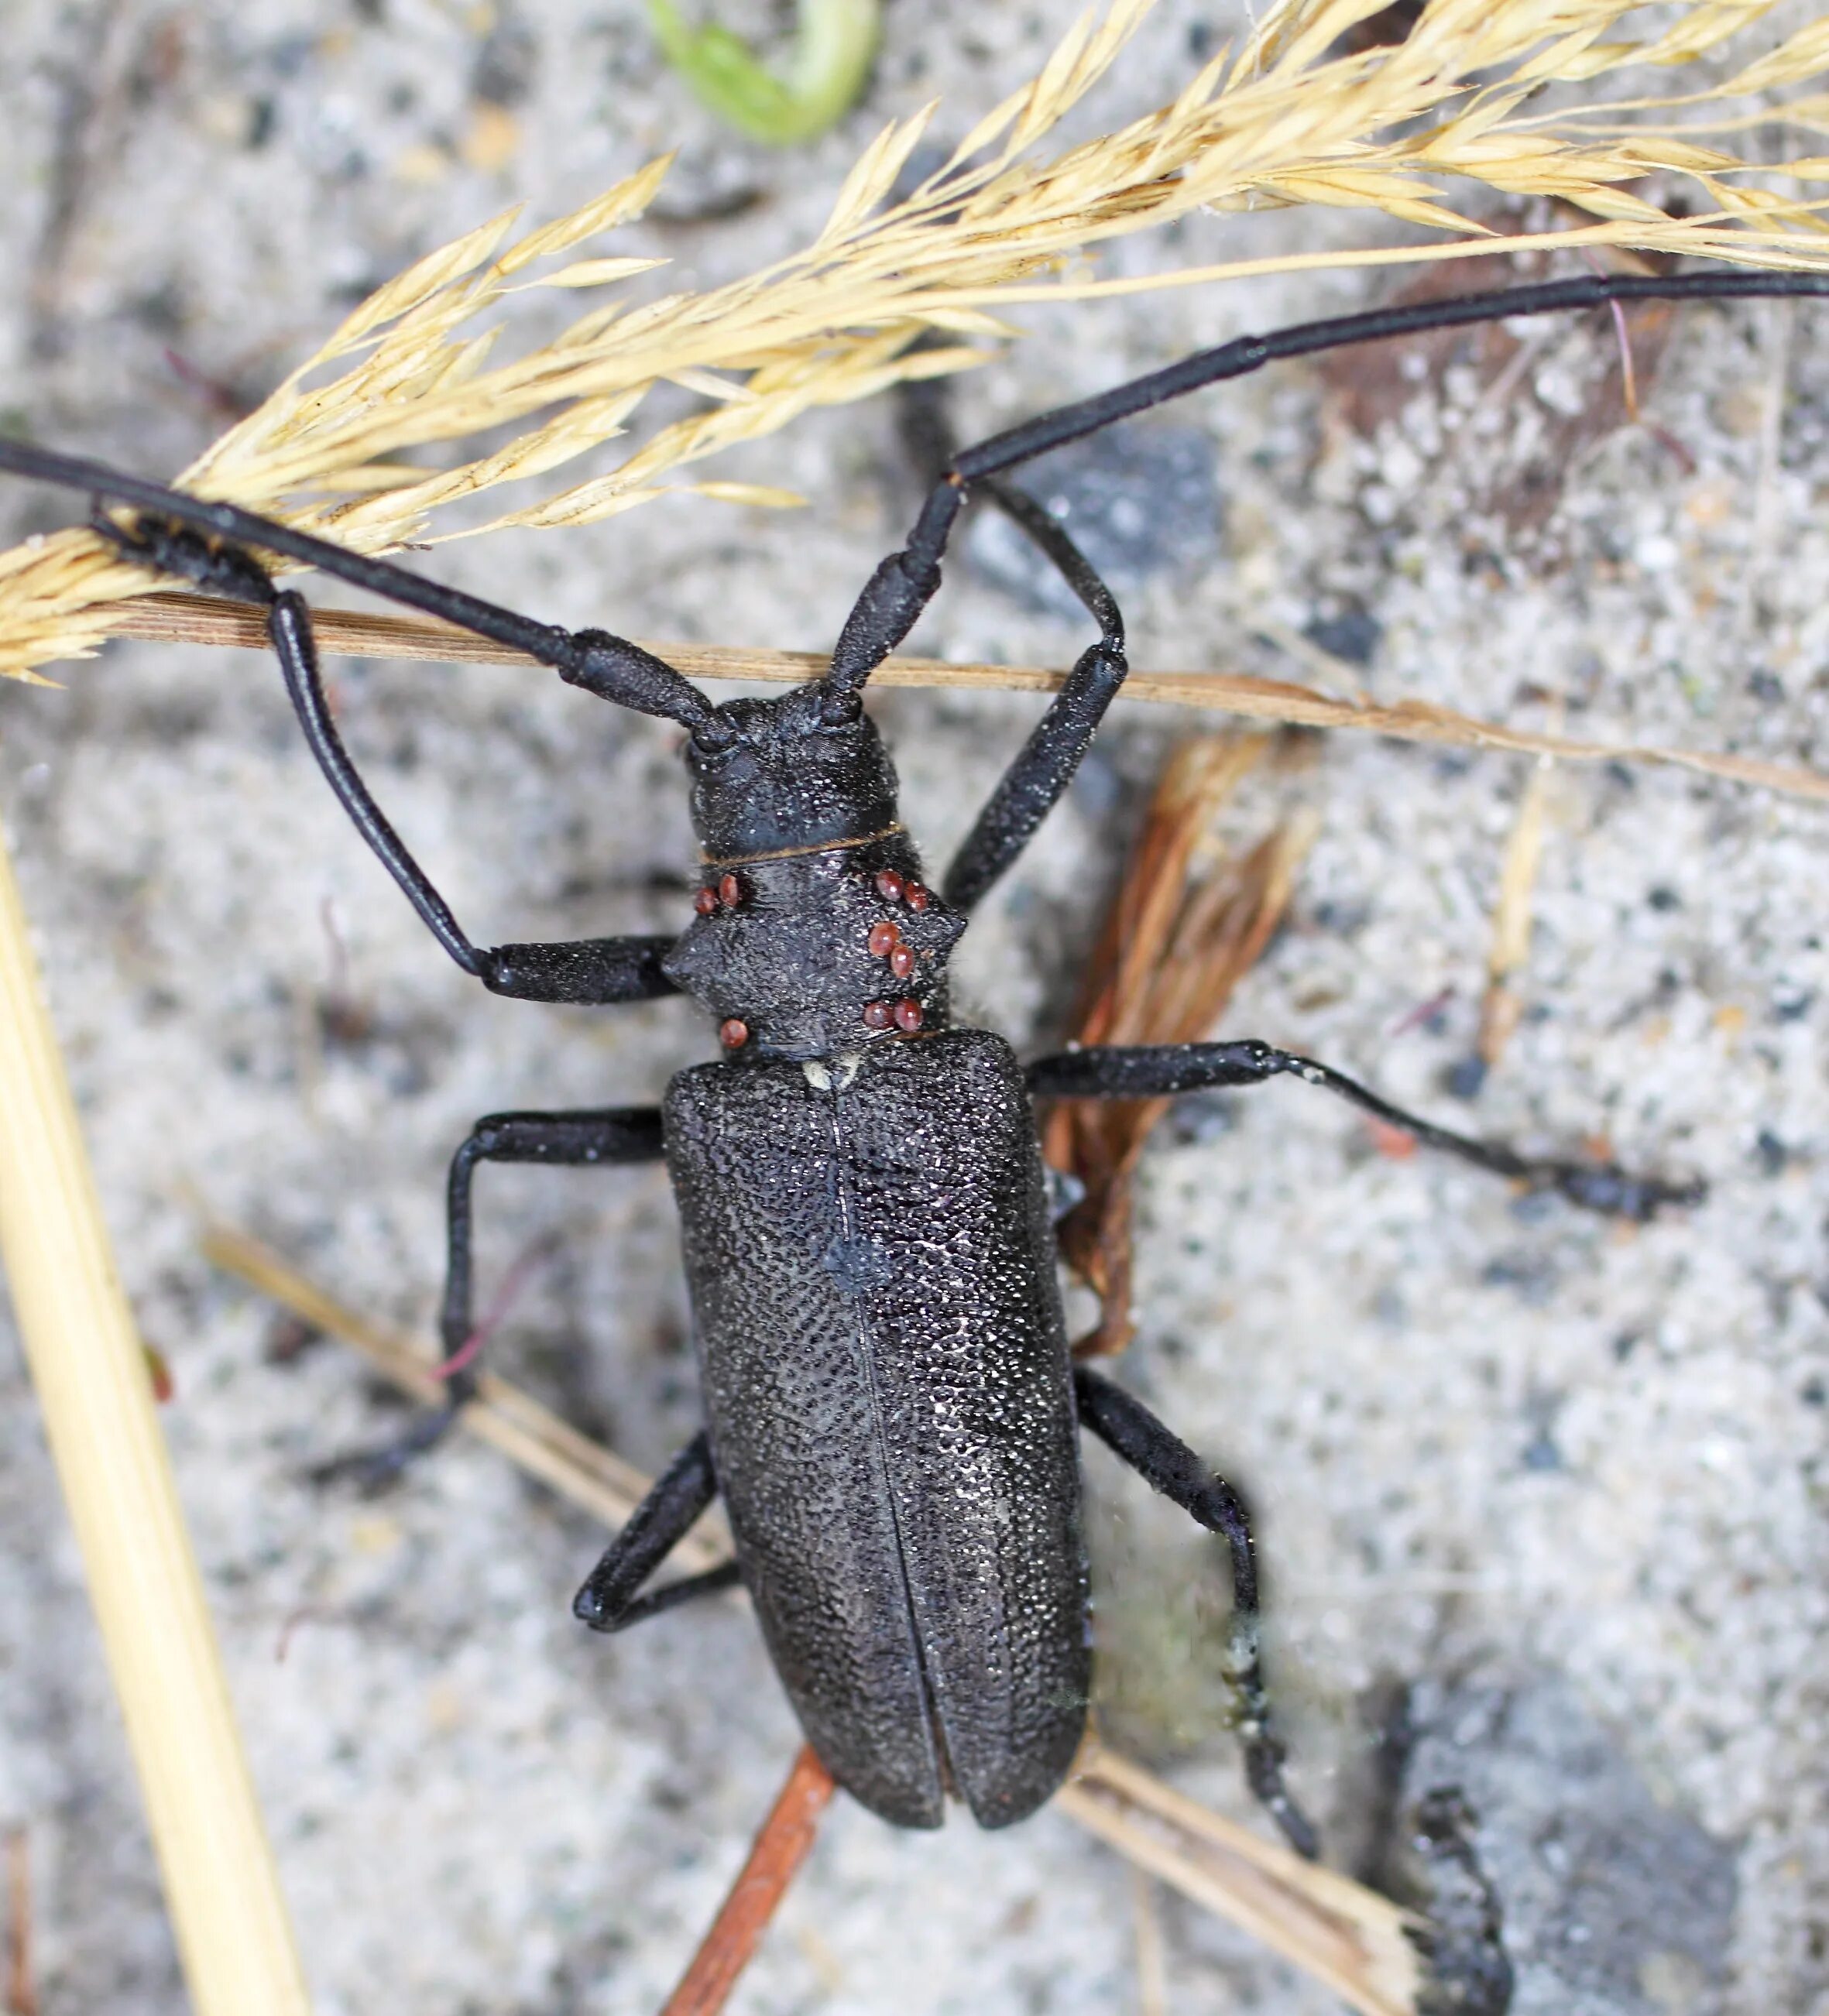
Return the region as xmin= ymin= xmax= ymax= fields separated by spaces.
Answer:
xmin=7 ymin=0 xmax=1829 ymax=677
xmin=202 ymin=1222 xmax=1422 ymax=2009
xmin=1059 ymin=1746 xmax=1422 ymax=2016
xmin=94 ymin=588 xmax=1829 ymax=804
xmin=1041 ymin=736 xmax=1316 ymax=1356
xmin=197 ymin=1222 xmax=730 ymax=1572
xmin=0 ymin=842 xmax=311 ymax=2016
xmin=660 ymin=1747 xmax=837 ymax=2016
xmin=1479 ymin=752 xmax=1556 ymax=1065
xmin=1131 ymin=1864 xmax=1170 ymax=2016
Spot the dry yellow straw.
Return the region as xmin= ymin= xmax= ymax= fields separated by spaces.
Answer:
xmin=0 ymin=821 xmax=311 ymax=2016
xmin=101 ymin=591 xmax=1829 ymax=805
xmin=1062 ymin=1750 xmax=1419 ymax=2016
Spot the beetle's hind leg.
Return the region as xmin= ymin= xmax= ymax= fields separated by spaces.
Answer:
xmin=574 ymin=1431 xmax=743 ymax=1630
xmin=1074 ymin=1366 xmax=1319 ymax=1860
xmin=317 ymin=1106 xmax=666 ymax=1491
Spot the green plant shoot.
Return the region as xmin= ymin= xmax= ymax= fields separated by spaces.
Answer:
xmin=647 ymin=0 xmax=880 ymax=146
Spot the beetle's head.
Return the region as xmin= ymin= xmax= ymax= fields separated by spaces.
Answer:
xmin=682 ymin=681 xmax=898 ymax=859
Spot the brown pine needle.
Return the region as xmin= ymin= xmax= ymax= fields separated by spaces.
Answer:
xmin=8 ymin=0 xmax=1829 ymax=677
xmin=90 ymin=591 xmax=1829 ymax=804
xmin=201 ymin=1222 xmax=1423 ymax=2012
xmin=1041 ymin=735 xmax=1313 ymax=1355
xmin=661 ymin=1747 xmax=836 ymax=2016
xmin=4 ymin=1830 xmax=34 ymax=2016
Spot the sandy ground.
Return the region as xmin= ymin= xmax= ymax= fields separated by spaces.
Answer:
xmin=1 ymin=3 xmax=1826 ymax=2012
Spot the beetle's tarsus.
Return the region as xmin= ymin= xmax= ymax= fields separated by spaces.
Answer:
xmin=91 ymin=509 xmax=279 ymax=605
xmin=1546 ymin=1161 xmax=1705 ymax=1221
xmin=1399 ymin=1787 xmax=1515 ymax=2015
xmin=573 ymin=1431 xmax=739 ymax=1632
xmin=1246 ymin=1744 xmax=1321 ymax=1863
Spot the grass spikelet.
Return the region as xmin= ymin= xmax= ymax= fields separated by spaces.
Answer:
xmin=7 ymin=0 xmax=1829 ymax=675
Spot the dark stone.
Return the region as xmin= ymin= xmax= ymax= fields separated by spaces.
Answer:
xmin=472 ymin=19 xmax=537 ymax=106
xmin=1391 ymin=1672 xmax=1737 ymax=2016
xmin=1481 ymin=1252 xmax=1560 ymax=1307
xmin=1755 ymin=1130 xmax=1788 ymax=1177
xmin=1304 ymin=608 xmax=1385 ymax=667
xmin=1446 ymin=1055 xmax=1490 ymax=1101
xmin=967 ymin=422 xmax=1222 ymax=619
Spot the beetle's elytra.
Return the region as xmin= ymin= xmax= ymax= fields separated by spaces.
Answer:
xmin=3 ymin=267 xmax=1814 ymax=1855
xmin=666 ymin=1028 xmax=1084 ymax=1829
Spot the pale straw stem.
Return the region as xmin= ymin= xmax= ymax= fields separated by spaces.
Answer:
xmin=0 ymin=823 xmax=311 ymax=2014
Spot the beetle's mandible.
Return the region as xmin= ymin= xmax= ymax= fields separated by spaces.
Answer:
xmin=6 ymin=265 xmax=1820 ymax=1853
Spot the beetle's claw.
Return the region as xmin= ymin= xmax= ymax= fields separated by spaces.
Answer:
xmin=1244 ymin=1736 xmax=1320 ymax=1860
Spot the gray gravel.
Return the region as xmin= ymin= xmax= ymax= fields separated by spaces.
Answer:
xmin=2 ymin=4 xmax=1826 ymax=2012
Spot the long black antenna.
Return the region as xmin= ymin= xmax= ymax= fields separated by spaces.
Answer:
xmin=824 ymin=269 xmax=1829 ymax=696
xmin=0 ymin=441 xmax=718 ymax=733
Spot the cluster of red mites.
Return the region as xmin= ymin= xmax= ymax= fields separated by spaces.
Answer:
xmin=707 ymin=864 xmax=934 ymax=1051
xmin=864 ymin=868 xmax=928 ymax=1034
xmin=694 ymin=870 xmax=745 ymax=916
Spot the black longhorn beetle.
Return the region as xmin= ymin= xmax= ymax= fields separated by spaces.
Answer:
xmin=3 ymin=268 xmax=1818 ymax=1853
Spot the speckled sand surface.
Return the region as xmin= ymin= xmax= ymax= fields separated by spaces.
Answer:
xmin=1 ymin=5 xmax=1825 ymax=2012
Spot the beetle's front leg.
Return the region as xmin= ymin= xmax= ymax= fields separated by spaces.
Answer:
xmin=1074 ymin=1366 xmax=1318 ymax=1859
xmin=1029 ymin=1041 xmax=1700 ymax=1221
xmin=936 ymin=482 xmax=1131 ymax=915
xmin=320 ymin=1106 xmax=665 ymax=1489
xmin=881 ymin=396 xmax=1135 ymax=915
xmin=88 ymin=513 xmax=689 ymax=1006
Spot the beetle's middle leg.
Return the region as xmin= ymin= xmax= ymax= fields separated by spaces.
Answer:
xmin=1074 ymin=1366 xmax=1319 ymax=1860
xmin=1028 ymin=1041 xmax=1700 ymax=1221
xmin=320 ymin=1106 xmax=665 ymax=1489
xmin=573 ymin=1431 xmax=744 ymax=1632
